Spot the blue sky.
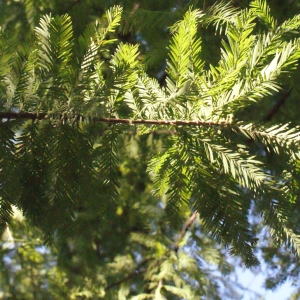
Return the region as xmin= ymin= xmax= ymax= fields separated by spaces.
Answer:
xmin=237 ymin=266 xmax=295 ymax=300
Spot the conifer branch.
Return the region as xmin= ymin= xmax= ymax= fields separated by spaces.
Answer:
xmin=104 ymin=259 xmax=150 ymax=291
xmin=0 ymin=112 xmax=231 ymax=127
xmin=262 ymin=88 xmax=292 ymax=122
xmin=105 ymin=212 xmax=198 ymax=291
xmin=174 ymin=211 xmax=198 ymax=252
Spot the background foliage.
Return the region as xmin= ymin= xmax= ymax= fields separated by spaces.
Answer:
xmin=1 ymin=0 xmax=300 ymax=299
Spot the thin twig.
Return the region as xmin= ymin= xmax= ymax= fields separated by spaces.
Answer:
xmin=105 ymin=212 xmax=198 ymax=291
xmin=262 ymin=88 xmax=292 ymax=122
xmin=173 ymin=211 xmax=198 ymax=252
xmin=0 ymin=112 xmax=231 ymax=127
xmin=104 ymin=259 xmax=149 ymax=291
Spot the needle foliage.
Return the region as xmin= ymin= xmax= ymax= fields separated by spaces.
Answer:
xmin=1 ymin=0 xmax=300 ymax=298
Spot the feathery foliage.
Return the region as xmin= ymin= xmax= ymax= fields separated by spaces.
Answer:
xmin=1 ymin=0 xmax=300 ymax=298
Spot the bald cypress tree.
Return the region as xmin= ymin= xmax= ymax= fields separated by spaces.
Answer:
xmin=1 ymin=1 xmax=300 ymax=298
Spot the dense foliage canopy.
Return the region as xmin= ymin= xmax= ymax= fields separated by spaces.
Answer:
xmin=2 ymin=0 xmax=300 ymax=298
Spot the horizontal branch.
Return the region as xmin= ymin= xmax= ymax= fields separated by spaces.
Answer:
xmin=1 ymin=112 xmax=48 ymax=120
xmin=0 ymin=112 xmax=231 ymax=127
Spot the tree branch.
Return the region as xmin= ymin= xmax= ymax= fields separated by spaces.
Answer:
xmin=104 ymin=259 xmax=149 ymax=291
xmin=262 ymin=88 xmax=292 ymax=122
xmin=0 ymin=112 xmax=231 ymax=127
xmin=104 ymin=212 xmax=198 ymax=291
xmin=173 ymin=211 xmax=198 ymax=252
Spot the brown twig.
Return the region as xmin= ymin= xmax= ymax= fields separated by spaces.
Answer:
xmin=173 ymin=211 xmax=198 ymax=252
xmin=262 ymin=88 xmax=292 ymax=122
xmin=0 ymin=112 xmax=47 ymax=120
xmin=104 ymin=259 xmax=150 ymax=291
xmin=104 ymin=212 xmax=198 ymax=291
xmin=0 ymin=112 xmax=231 ymax=128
